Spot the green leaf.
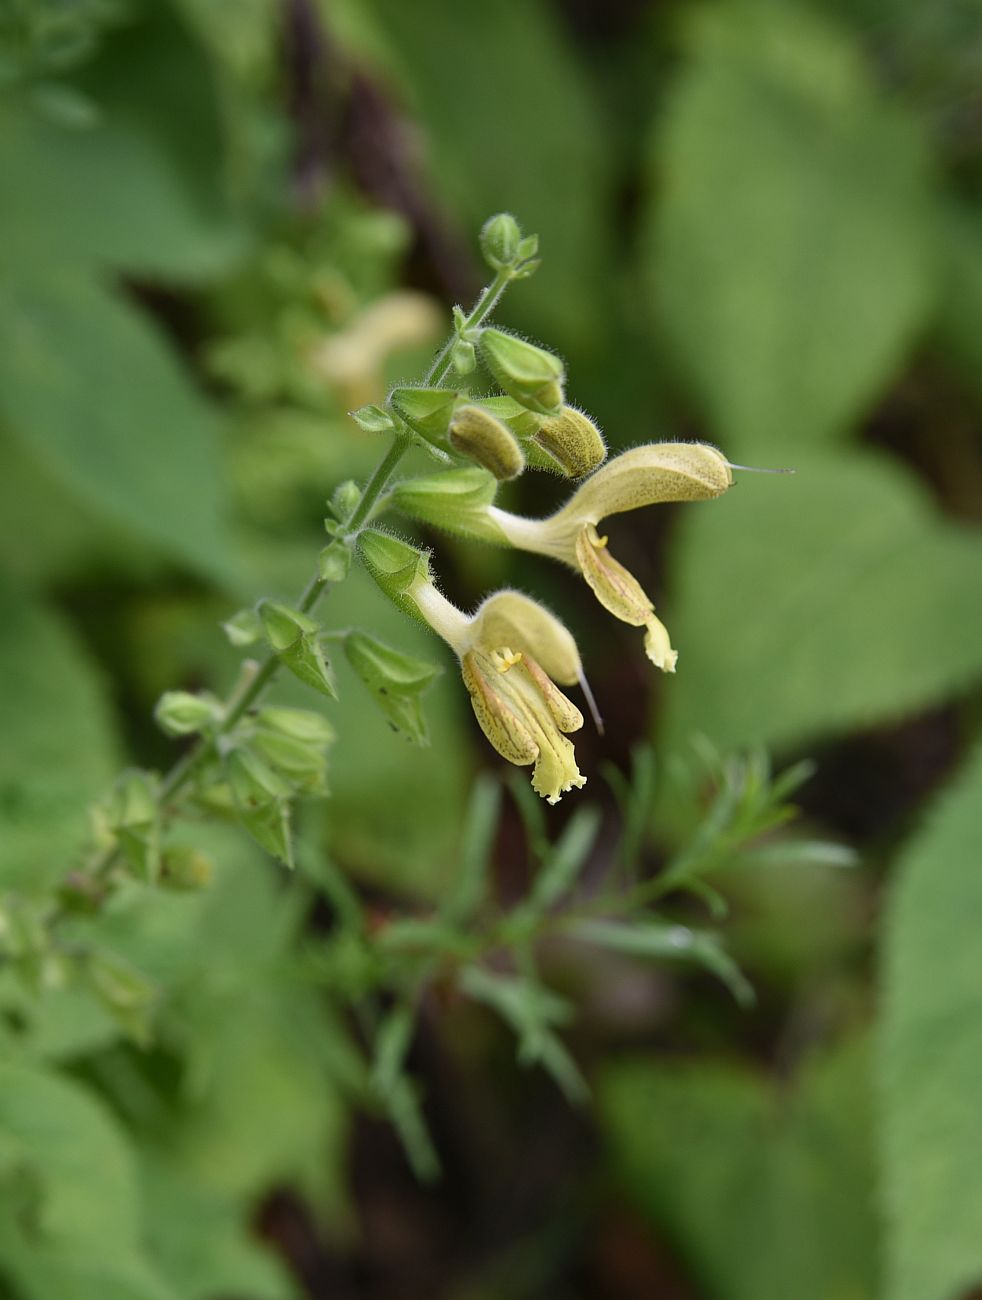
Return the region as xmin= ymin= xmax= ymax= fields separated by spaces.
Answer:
xmin=648 ymin=4 xmax=934 ymax=454
xmin=663 ymin=452 xmax=982 ymax=752
xmin=370 ymin=0 xmax=610 ymax=347
xmin=0 ymin=579 xmax=119 ymax=893
xmin=600 ymin=1039 xmax=879 ymax=1300
xmin=510 ymin=806 xmax=600 ymax=928
xmin=0 ymin=274 xmax=233 ymax=581
xmin=878 ymin=744 xmax=982 ymax=1300
xmin=0 ymin=0 xmax=250 ymax=286
xmin=0 ymin=1063 xmax=177 ymax=1300
xmin=350 ymin=404 xmax=397 ymax=434
xmin=139 ymin=1156 xmax=298 ymax=1300
xmin=0 ymin=105 xmax=246 ymax=283
xmin=343 ymin=631 xmax=441 ymax=745
xmin=576 ymin=919 xmax=753 ymax=1006
xmin=459 ymin=966 xmax=586 ymax=1101
xmin=440 ymin=774 xmax=501 ymax=925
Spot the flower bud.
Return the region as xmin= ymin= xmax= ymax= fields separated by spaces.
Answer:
xmin=449 ymin=405 xmax=526 ymax=480
xmin=251 ymin=729 xmax=328 ymax=788
xmin=389 ymin=386 xmax=459 ymax=443
xmin=358 ymin=530 xmax=432 ymax=618
xmin=391 ymin=467 xmax=507 ymax=542
xmin=478 ymin=328 xmax=564 ymax=415
xmin=451 ymin=339 xmax=477 ymax=376
xmin=107 ymin=769 xmax=160 ymax=883
xmin=478 ymin=396 xmax=543 ymax=439
xmin=161 ymin=846 xmax=214 ymax=891
xmin=480 ymin=212 xmax=522 ymax=269
xmin=257 ymin=707 xmax=336 ymax=746
xmin=318 ymin=538 xmax=353 ymax=583
xmin=154 ymin=690 xmax=222 ymax=737
xmin=330 ymin=479 xmax=362 ymax=522
xmin=533 ymin=406 xmax=607 ymax=479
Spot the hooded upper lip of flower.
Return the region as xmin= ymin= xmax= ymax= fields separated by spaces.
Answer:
xmin=485 ymin=442 xmax=734 ymax=561
xmin=409 ymin=583 xmax=587 ymax=804
xmin=482 ymin=443 xmax=733 ymax=672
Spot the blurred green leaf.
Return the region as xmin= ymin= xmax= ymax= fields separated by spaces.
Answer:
xmin=370 ymin=0 xmax=611 ymax=345
xmin=510 ymin=806 xmax=600 ymax=929
xmin=600 ymin=1038 xmax=879 ymax=1300
xmin=0 ymin=274 xmax=233 ymax=581
xmin=648 ymin=3 xmax=935 ymax=454
xmin=0 ymin=0 xmax=252 ymax=284
xmin=439 ymin=773 xmax=500 ymax=925
xmin=0 ymin=1062 xmax=176 ymax=1300
xmin=574 ymin=920 xmax=753 ymax=1006
xmin=139 ymin=1156 xmax=299 ymax=1300
xmin=0 ymin=578 xmax=119 ymax=892
xmin=879 ymin=744 xmax=982 ymax=1300
xmin=0 ymin=105 xmax=247 ymax=283
xmin=663 ymin=452 xmax=982 ymax=752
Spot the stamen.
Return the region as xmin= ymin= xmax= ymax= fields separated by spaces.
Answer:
xmin=493 ymin=647 xmax=523 ymax=672
xmin=578 ymin=670 xmax=605 ymax=736
xmin=727 ymin=462 xmax=796 ymax=475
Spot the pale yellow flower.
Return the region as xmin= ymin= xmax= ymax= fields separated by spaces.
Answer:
xmin=310 ymin=291 xmax=442 ymax=408
xmin=485 ymin=443 xmax=733 ymax=671
xmin=409 ymin=583 xmax=587 ymax=804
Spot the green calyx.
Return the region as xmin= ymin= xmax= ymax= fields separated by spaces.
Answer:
xmin=391 ymin=468 xmax=509 ymax=544
xmin=478 ymin=328 xmax=564 ymax=416
xmin=390 ymin=386 xmax=460 ymax=444
xmin=358 ymin=530 xmax=433 ymax=619
xmin=258 ymin=601 xmax=337 ymax=700
xmin=344 ymin=631 xmax=442 ymax=746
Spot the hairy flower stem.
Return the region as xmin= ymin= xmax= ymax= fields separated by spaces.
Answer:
xmin=75 ymin=265 xmax=516 ymax=894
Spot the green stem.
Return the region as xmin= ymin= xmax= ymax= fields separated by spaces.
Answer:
xmin=76 ymin=263 xmax=516 ymax=893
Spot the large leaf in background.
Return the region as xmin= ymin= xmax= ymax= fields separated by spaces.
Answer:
xmin=647 ymin=3 xmax=934 ymax=456
xmin=0 ymin=2 xmax=251 ymax=283
xmin=80 ymin=837 xmax=352 ymax=1218
xmin=0 ymin=579 xmax=119 ymax=893
xmin=0 ymin=1064 xmax=176 ymax=1300
xmin=0 ymin=274 xmax=233 ymax=582
xmin=660 ymin=452 xmax=982 ymax=753
xmin=140 ymin=1156 xmax=298 ymax=1300
xmin=368 ymin=0 xmax=610 ymax=348
xmin=0 ymin=107 xmax=247 ymax=284
xmin=600 ymin=1039 xmax=878 ymax=1300
xmin=879 ymin=745 xmax=982 ymax=1300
